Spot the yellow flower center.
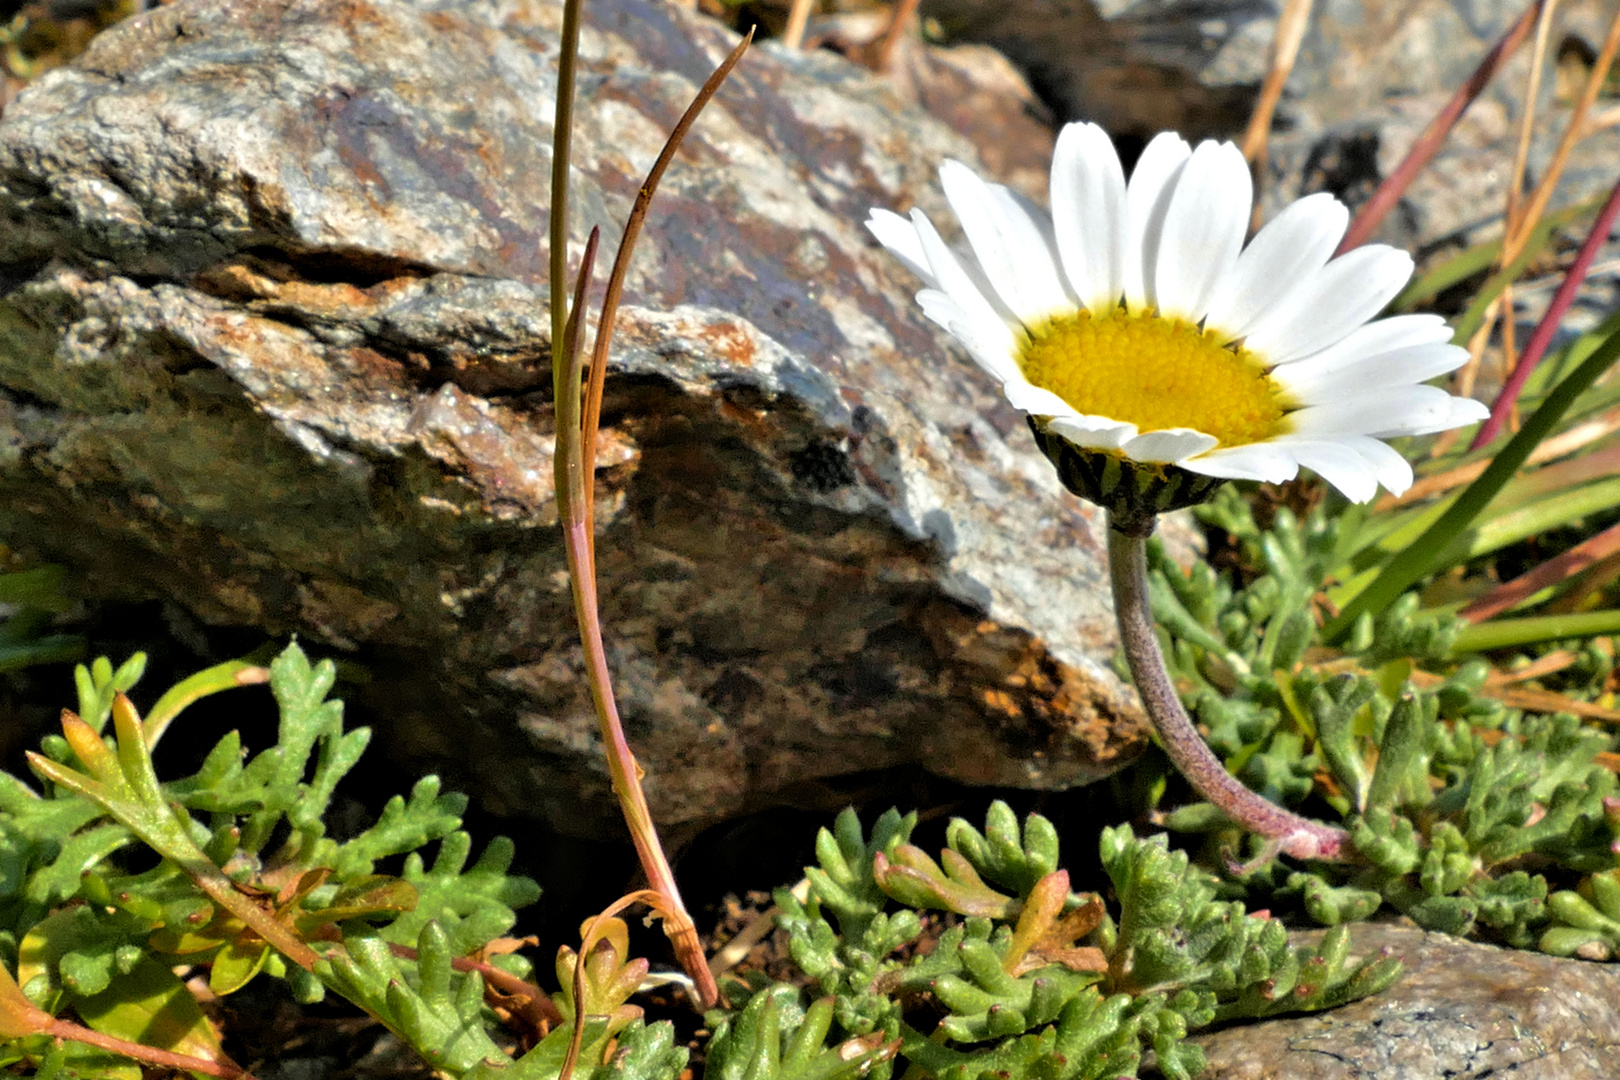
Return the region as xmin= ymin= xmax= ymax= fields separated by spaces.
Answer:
xmin=1016 ymin=309 xmax=1292 ymax=447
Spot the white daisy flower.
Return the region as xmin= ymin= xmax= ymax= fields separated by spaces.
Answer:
xmin=868 ymin=122 xmax=1489 ymax=522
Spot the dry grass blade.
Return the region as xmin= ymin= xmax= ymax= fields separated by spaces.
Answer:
xmin=1453 ymin=294 xmax=1501 ymax=401
xmin=782 ymin=0 xmax=814 ymax=51
xmin=1477 ymin=0 xmax=1559 ymax=395
xmin=876 ymin=0 xmax=922 ymax=72
xmin=1503 ymin=3 xmax=1620 ymax=256
xmin=1547 ymin=549 xmax=1620 ymax=613
xmin=1240 ymin=0 xmax=1313 ymax=173
xmin=1502 ymin=0 xmax=1557 ymax=242
xmin=1491 ymin=686 xmax=1620 ymax=722
xmin=582 ymin=28 xmax=755 ymax=543
xmin=1485 ymin=648 xmax=1578 ymax=684
xmin=1338 ymin=0 xmax=1542 ymax=253
xmin=1456 ymin=2 xmax=1618 ymax=399
xmin=1411 ymin=668 xmax=1620 ymax=721
xmin=708 ymin=878 xmax=810 ymax=980
xmin=1460 ymin=518 xmax=1620 ymax=622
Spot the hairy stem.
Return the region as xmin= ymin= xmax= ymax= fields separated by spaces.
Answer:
xmin=1106 ymin=519 xmax=1350 ymax=862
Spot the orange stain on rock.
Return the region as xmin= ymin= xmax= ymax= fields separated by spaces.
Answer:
xmin=697 ymin=321 xmax=757 ymax=367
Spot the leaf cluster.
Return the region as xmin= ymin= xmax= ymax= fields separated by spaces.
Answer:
xmin=709 ymin=802 xmax=1399 ymax=1080
xmin=1150 ymin=490 xmax=1620 ymax=954
xmin=0 ymin=642 xmax=603 ymax=1079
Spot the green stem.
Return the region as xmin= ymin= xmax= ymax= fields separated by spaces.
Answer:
xmin=1107 ymin=519 xmax=1350 ymax=862
xmin=549 ymin=0 xmax=582 ymax=358
xmin=1452 ymin=608 xmax=1620 ymax=653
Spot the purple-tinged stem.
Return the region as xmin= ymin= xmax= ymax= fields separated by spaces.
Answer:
xmin=1470 ymin=171 xmax=1620 ymax=450
xmin=1107 ymin=520 xmax=1350 ymax=862
xmin=1338 ymin=0 xmax=1541 ymax=254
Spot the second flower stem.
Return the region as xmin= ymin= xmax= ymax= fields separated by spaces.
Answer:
xmin=1106 ymin=518 xmax=1350 ymax=862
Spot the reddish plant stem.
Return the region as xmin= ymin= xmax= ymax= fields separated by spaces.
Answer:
xmin=582 ymin=30 xmax=754 ymax=547
xmin=557 ymin=232 xmax=718 ymax=1009
xmin=1338 ymin=0 xmax=1542 ymax=253
xmin=559 ymin=33 xmax=751 ymax=1012
xmin=1107 ymin=520 xmax=1350 ymax=862
xmin=42 ymin=1017 xmax=252 ymax=1079
xmin=1470 ymin=171 xmax=1620 ymax=450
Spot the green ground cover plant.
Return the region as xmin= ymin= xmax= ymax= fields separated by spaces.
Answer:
xmin=0 ymin=649 xmax=1398 ymax=1080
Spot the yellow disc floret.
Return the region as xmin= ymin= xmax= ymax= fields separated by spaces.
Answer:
xmin=1016 ymin=309 xmax=1292 ymax=447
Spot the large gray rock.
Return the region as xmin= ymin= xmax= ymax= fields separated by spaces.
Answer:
xmin=922 ymin=0 xmax=1617 ymax=253
xmin=1191 ymin=922 xmax=1620 ymax=1079
xmin=0 ymin=0 xmax=1170 ymax=836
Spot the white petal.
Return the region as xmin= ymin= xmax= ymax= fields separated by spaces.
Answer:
xmin=1124 ymin=132 xmax=1192 ymax=311
xmin=1182 ymin=443 xmax=1300 ymax=484
xmin=939 ymin=160 xmax=1066 ymax=325
xmin=1121 ymin=428 xmax=1218 ymax=464
xmin=911 ymin=209 xmax=1014 ymax=353
xmin=1003 ymin=378 xmax=1080 ymax=416
xmin=1288 ymin=386 xmax=1458 ymax=437
xmin=1051 ymin=122 xmax=1128 ymax=312
xmin=1274 ymin=313 xmax=1454 ymax=371
xmin=1272 ymin=438 xmax=1380 ymax=503
xmin=1243 ymin=245 xmax=1415 ymax=364
xmin=1044 ymin=414 xmax=1137 ymax=449
xmin=915 ymin=289 xmax=1021 ymax=383
xmin=1203 ymin=193 xmax=1346 ymax=341
xmin=985 ymin=182 xmax=1073 ymax=314
xmin=1374 ymin=392 xmax=1488 ymax=437
xmin=1280 ymin=343 xmax=1471 ymax=405
xmin=867 ymin=208 xmax=934 ymax=284
xmin=1342 ymin=434 xmax=1414 ymax=496
xmin=1442 ymin=397 xmax=1492 ymax=430
xmin=1153 ymin=140 xmax=1252 ymax=323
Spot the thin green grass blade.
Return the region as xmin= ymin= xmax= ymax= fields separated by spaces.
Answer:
xmin=1336 ymin=469 xmax=1620 ymax=608
xmin=1323 ymin=319 xmax=1620 ymax=643
xmin=1394 ymin=193 xmax=1599 ymax=313
xmin=1438 ymin=474 xmax=1620 ymax=565
xmin=1449 ymin=242 xmax=1546 ymax=347
xmin=1452 ymin=608 xmax=1620 ymax=653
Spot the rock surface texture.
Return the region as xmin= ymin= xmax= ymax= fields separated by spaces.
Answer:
xmin=0 ymin=0 xmax=1168 ymax=835
xmin=921 ymin=0 xmax=1618 ymax=254
xmin=1192 ymin=922 xmax=1620 ymax=1080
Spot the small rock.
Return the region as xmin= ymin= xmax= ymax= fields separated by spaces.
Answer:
xmin=1191 ymin=922 xmax=1620 ymax=1080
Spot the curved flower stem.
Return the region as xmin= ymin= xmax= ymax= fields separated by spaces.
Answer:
xmin=1106 ymin=517 xmax=1350 ymax=863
